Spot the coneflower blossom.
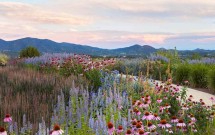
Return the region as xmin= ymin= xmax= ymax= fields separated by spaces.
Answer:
xmin=177 ymin=119 xmax=186 ymax=127
xmin=50 ymin=124 xmax=64 ymax=135
xmin=153 ymin=113 xmax=161 ymax=121
xmin=190 ymin=114 xmax=196 ymax=122
xmin=210 ymin=112 xmax=215 ymax=119
xmin=117 ymin=125 xmax=123 ymax=134
xmin=210 ymin=97 xmax=215 ymax=103
xmin=171 ymin=116 xmax=178 ymax=123
xmin=137 ymin=102 xmax=143 ymax=108
xmin=147 ymin=122 xmax=156 ymax=131
xmin=188 ymin=95 xmax=193 ymax=100
xmin=125 ymin=129 xmax=132 ymax=135
xmin=0 ymin=127 xmax=7 ymax=135
xmin=3 ymin=114 xmax=12 ymax=123
xmin=138 ymin=129 xmax=150 ymax=135
xmin=144 ymin=98 xmax=151 ymax=104
xmin=164 ymin=103 xmax=171 ymax=109
xmin=133 ymin=108 xmax=141 ymax=116
xmin=188 ymin=120 xmax=194 ymax=126
xmin=136 ymin=123 xmax=144 ymax=130
xmin=163 ymin=96 xmax=168 ymax=100
xmin=145 ymin=95 xmax=151 ymax=99
xmin=181 ymin=104 xmax=189 ymax=110
xmin=184 ymin=80 xmax=189 ymax=84
xmin=192 ymin=128 xmax=197 ymax=132
xmin=166 ymin=129 xmax=173 ymax=134
xmin=158 ymin=119 xmax=172 ymax=129
xmin=107 ymin=122 xmax=115 ymax=135
xmin=137 ymin=120 xmax=143 ymax=125
xmin=142 ymin=112 xmax=154 ymax=120
xmin=201 ymin=102 xmax=206 ymax=107
xmin=176 ymin=96 xmax=180 ymax=100
xmin=142 ymin=101 xmax=149 ymax=108
xmin=157 ymin=99 xmax=162 ymax=103
xmin=132 ymin=121 xmax=137 ymax=128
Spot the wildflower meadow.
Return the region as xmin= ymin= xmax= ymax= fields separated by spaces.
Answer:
xmin=0 ymin=51 xmax=215 ymax=135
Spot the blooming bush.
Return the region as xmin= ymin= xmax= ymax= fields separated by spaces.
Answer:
xmin=0 ymin=53 xmax=9 ymax=66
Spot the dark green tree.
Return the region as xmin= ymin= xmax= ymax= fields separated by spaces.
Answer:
xmin=19 ymin=46 xmax=40 ymax=58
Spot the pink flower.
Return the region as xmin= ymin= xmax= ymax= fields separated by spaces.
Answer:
xmin=157 ymin=99 xmax=162 ymax=103
xmin=50 ymin=124 xmax=64 ymax=135
xmin=138 ymin=129 xmax=150 ymax=135
xmin=136 ymin=111 xmax=141 ymax=116
xmin=142 ymin=112 xmax=154 ymax=120
xmin=142 ymin=102 xmax=149 ymax=108
xmin=107 ymin=122 xmax=115 ymax=135
xmin=145 ymin=95 xmax=151 ymax=99
xmin=117 ymin=125 xmax=123 ymax=134
xmin=164 ymin=104 xmax=171 ymax=109
xmin=3 ymin=114 xmax=12 ymax=123
xmin=210 ymin=97 xmax=215 ymax=103
xmin=153 ymin=113 xmax=161 ymax=121
xmin=125 ymin=129 xmax=132 ymax=135
xmin=184 ymin=80 xmax=189 ymax=84
xmin=177 ymin=119 xmax=186 ymax=127
xmin=181 ymin=104 xmax=189 ymax=110
xmin=188 ymin=95 xmax=193 ymax=100
xmin=0 ymin=127 xmax=7 ymax=135
xmin=136 ymin=123 xmax=144 ymax=130
xmin=147 ymin=122 xmax=156 ymax=131
xmin=171 ymin=116 xmax=178 ymax=123
xmin=133 ymin=108 xmax=141 ymax=116
xmin=189 ymin=114 xmax=196 ymax=122
xmin=158 ymin=119 xmax=172 ymax=129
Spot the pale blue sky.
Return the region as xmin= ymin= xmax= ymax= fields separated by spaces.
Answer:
xmin=0 ymin=0 xmax=215 ymax=50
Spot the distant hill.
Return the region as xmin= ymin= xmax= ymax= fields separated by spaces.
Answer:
xmin=111 ymin=44 xmax=156 ymax=56
xmin=0 ymin=37 xmax=214 ymax=57
xmin=0 ymin=37 xmax=156 ymax=57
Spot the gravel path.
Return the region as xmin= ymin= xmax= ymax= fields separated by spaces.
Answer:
xmin=153 ymin=80 xmax=215 ymax=106
xmin=119 ymin=74 xmax=215 ymax=106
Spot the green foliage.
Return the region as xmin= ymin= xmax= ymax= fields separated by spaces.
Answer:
xmin=208 ymin=68 xmax=215 ymax=92
xmin=151 ymin=62 xmax=168 ymax=81
xmin=85 ymin=69 xmax=102 ymax=91
xmin=168 ymin=96 xmax=181 ymax=116
xmin=0 ymin=53 xmax=9 ymax=66
xmin=190 ymin=64 xmax=209 ymax=88
xmin=19 ymin=46 xmax=40 ymax=58
xmin=174 ymin=64 xmax=191 ymax=84
xmin=191 ymin=52 xmax=202 ymax=60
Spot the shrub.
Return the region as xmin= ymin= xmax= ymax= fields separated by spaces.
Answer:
xmin=174 ymin=64 xmax=190 ymax=84
xmin=208 ymin=68 xmax=215 ymax=92
xmin=84 ymin=69 xmax=102 ymax=91
xmin=190 ymin=64 xmax=208 ymax=88
xmin=19 ymin=46 xmax=40 ymax=58
xmin=0 ymin=53 xmax=9 ymax=66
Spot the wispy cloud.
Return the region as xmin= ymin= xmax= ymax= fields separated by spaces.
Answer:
xmin=0 ymin=0 xmax=215 ymax=49
xmin=0 ymin=2 xmax=89 ymax=25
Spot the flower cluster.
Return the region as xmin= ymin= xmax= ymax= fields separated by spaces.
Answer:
xmin=25 ymin=53 xmax=115 ymax=71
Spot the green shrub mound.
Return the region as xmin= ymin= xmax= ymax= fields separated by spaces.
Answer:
xmin=208 ymin=68 xmax=215 ymax=92
xmin=190 ymin=64 xmax=209 ymax=88
xmin=20 ymin=46 xmax=40 ymax=58
xmin=174 ymin=64 xmax=190 ymax=84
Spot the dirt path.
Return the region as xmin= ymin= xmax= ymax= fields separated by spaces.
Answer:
xmin=153 ymin=80 xmax=215 ymax=106
xmin=119 ymin=74 xmax=215 ymax=105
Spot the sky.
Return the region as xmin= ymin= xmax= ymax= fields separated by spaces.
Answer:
xmin=0 ymin=0 xmax=215 ymax=50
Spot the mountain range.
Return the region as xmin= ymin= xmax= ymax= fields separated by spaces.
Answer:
xmin=0 ymin=37 xmax=214 ymax=57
